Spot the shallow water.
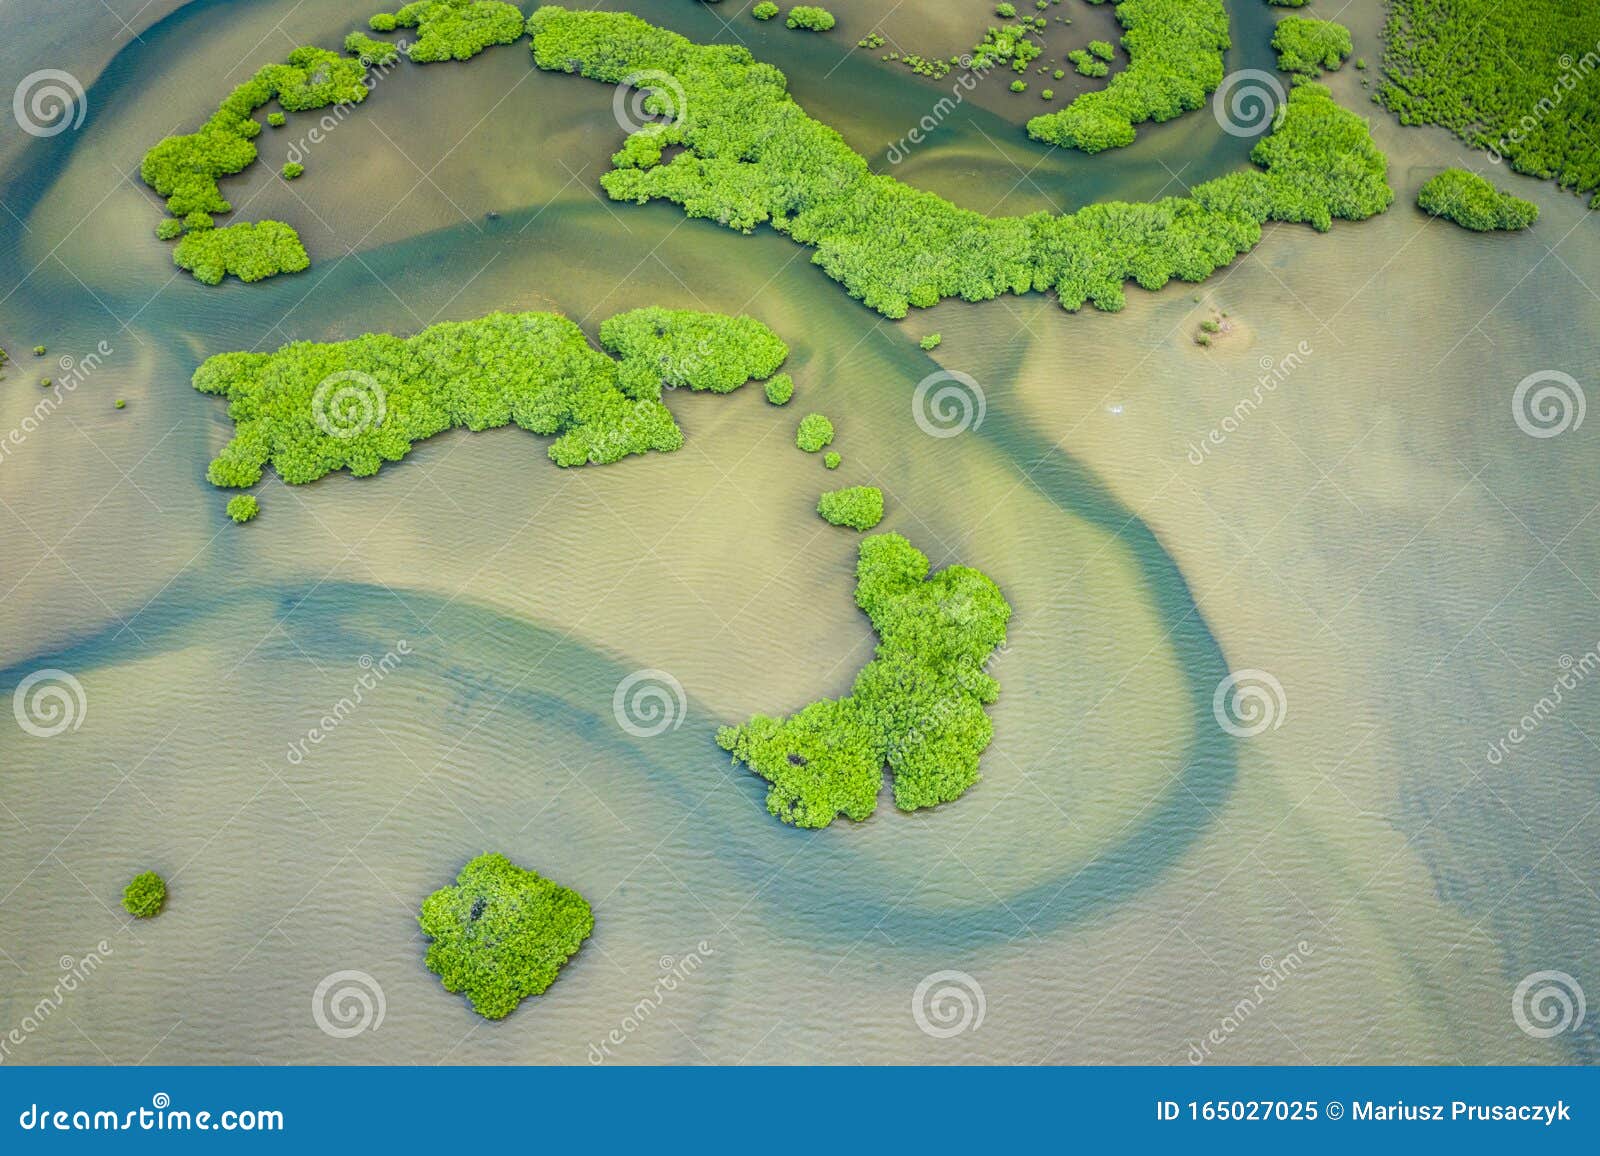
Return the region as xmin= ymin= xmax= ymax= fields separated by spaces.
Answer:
xmin=0 ymin=0 xmax=1595 ymax=1065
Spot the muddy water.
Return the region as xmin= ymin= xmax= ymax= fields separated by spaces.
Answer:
xmin=0 ymin=0 xmax=1594 ymax=1064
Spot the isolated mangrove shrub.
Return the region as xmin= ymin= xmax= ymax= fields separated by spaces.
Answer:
xmin=155 ymin=218 xmax=183 ymax=241
xmin=419 ymin=853 xmax=593 ymax=1020
xmin=717 ymin=533 xmax=1011 ymax=827
xmin=1417 ymin=169 xmax=1539 ymax=231
xmin=526 ymin=8 xmax=1391 ymax=319
xmin=817 ymin=485 xmax=883 ymax=530
xmin=1272 ymin=17 xmax=1352 ymax=81
xmin=173 ymin=220 xmax=310 ymax=285
xmin=785 ymin=6 xmax=835 ymax=32
xmin=122 ymin=872 xmax=166 ymax=918
xmin=226 ymin=494 xmax=260 ymax=523
xmin=193 ymin=308 xmax=787 ymax=486
xmin=764 ymin=372 xmax=794 ymax=405
xmin=753 ymin=2 xmax=779 ymax=18
xmin=796 ymin=412 xmax=834 ymax=452
xmin=824 ymin=450 xmax=841 ymax=469
xmin=393 ymin=0 xmax=525 ymax=62
xmin=1379 ymin=0 xmax=1600 ymax=203
xmin=1027 ymin=0 xmax=1230 ymax=153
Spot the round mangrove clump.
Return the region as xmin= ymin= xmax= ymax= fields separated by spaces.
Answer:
xmin=227 ymin=494 xmax=259 ymax=523
xmin=114 ymin=399 xmax=127 ymax=409
xmin=753 ymin=1 xmax=779 ymax=18
xmin=817 ymin=484 xmax=885 ymax=531
xmin=796 ymin=412 xmax=834 ymax=452
xmin=419 ymin=852 xmax=594 ymax=1020
xmin=919 ymin=333 xmax=942 ymax=350
xmin=267 ymin=111 xmax=287 ymax=127
xmin=785 ymin=6 xmax=836 ymax=32
xmin=370 ymin=13 xmax=398 ymax=32
xmin=156 ymin=218 xmax=183 ymax=241
xmin=764 ymin=372 xmax=794 ymax=405
xmin=824 ymin=450 xmax=841 ymax=469
xmin=122 ymin=871 xmax=166 ymax=919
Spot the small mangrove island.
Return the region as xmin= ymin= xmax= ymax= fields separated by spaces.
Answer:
xmin=717 ymin=533 xmax=1011 ymax=828
xmin=419 ymin=853 xmax=593 ymax=1020
xmin=195 ymin=307 xmax=788 ymax=487
xmin=1418 ymin=169 xmax=1540 ymax=232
